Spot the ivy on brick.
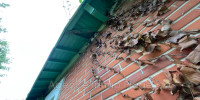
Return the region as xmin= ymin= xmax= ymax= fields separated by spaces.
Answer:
xmin=89 ymin=0 xmax=200 ymax=99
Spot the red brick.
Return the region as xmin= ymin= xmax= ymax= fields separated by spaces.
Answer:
xmin=101 ymin=70 xmax=115 ymax=81
xmin=79 ymin=93 xmax=90 ymax=100
xmin=110 ymin=63 xmax=140 ymax=84
xmin=102 ymin=57 xmax=114 ymax=66
xmin=76 ymin=80 xmax=84 ymax=90
xmin=83 ymin=71 xmax=90 ymax=79
xmin=108 ymin=60 xmax=121 ymax=68
xmin=151 ymin=66 xmax=179 ymax=87
xmin=91 ymin=93 xmax=102 ymax=100
xmin=98 ymin=68 xmax=107 ymax=76
xmin=182 ymin=59 xmax=195 ymax=66
xmin=151 ymin=90 xmax=178 ymax=100
xmin=171 ymin=9 xmax=200 ymax=30
xmin=168 ymin=0 xmax=200 ymax=21
xmin=152 ymin=72 xmax=168 ymax=87
xmin=184 ymin=18 xmax=200 ymax=30
xmin=66 ymin=90 xmax=78 ymax=100
xmin=85 ymin=81 xmax=97 ymax=94
xmin=79 ymin=80 xmax=90 ymax=92
xmin=101 ymin=65 xmax=120 ymax=81
xmin=121 ymin=63 xmax=140 ymax=77
xmin=72 ymin=91 xmax=84 ymax=100
xmin=120 ymin=61 xmax=130 ymax=68
xmin=168 ymin=48 xmax=193 ymax=60
xmin=91 ymin=80 xmax=109 ymax=96
xmin=85 ymin=73 xmax=93 ymax=82
xmin=134 ymin=23 xmax=147 ymax=33
xmin=113 ymin=79 xmax=129 ymax=93
xmin=139 ymin=44 xmax=170 ymax=60
xmin=107 ymin=54 xmax=127 ymax=68
xmin=102 ymin=80 xmax=129 ymax=99
xmin=102 ymin=88 xmax=116 ymax=99
xmin=110 ymin=74 xmax=123 ymax=85
xmin=164 ymin=0 xmax=177 ymax=7
xmin=174 ymin=1 xmax=186 ymax=7
xmin=114 ymin=81 xmax=152 ymax=100
xmin=120 ymin=53 xmax=142 ymax=68
xmin=133 ymin=14 xmax=152 ymax=31
xmin=128 ymin=56 xmax=172 ymax=84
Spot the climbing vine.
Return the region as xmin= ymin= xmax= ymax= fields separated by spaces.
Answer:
xmin=89 ymin=0 xmax=200 ymax=100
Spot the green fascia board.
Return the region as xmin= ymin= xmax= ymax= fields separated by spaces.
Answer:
xmin=84 ymin=3 xmax=108 ymax=22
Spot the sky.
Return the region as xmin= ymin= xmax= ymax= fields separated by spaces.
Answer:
xmin=0 ymin=0 xmax=80 ymax=99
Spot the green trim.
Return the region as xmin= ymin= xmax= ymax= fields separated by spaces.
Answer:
xmin=55 ymin=46 xmax=79 ymax=53
xmin=84 ymin=3 xmax=108 ymax=22
xmin=48 ymin=59 xmax=69 ymax=64
xmin=67 ymin=27 xmax=98 ymax=34
xmin=98 ymin=24 xmax=106 ymax=31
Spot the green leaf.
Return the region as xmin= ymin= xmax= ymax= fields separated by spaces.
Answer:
xmin=0 ymin=3 xmax=10 ymax=8
xmin=79 ymin=0 xmax=82 ymax=3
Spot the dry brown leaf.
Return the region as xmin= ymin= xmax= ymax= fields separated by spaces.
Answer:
xmin=103 ymin=32 xmax=112 ymax=39
xmin=143 ymin=20 xmax=153 ymax=27
xmin=186 ymin=44 xmax=200 ymax=64
xmin=178 ymin=65 xmax=200 ymax=85
xmin=133 ymin=84 xmax=139 ymax=90
xmin=194 ymin=97 xmax=200 ymax=100
xmin=146 ymin=93 xmax=153 ymax=100
xmin=163 ymin=79 xmax=171 ymax=85
xmin=172 ymin=74 xmax=182 ymax=84
xmin=178 ymin=35 xmax=188 ymax=43
xmin=157 ymin=5 xmax=170 ymax=16
xmin=144 ymin=36 xmax=152 ymax=43
xmin=135 ymin=45 xmax=144 ymax=53
xmin=167 ymin=33 xmax=186 ymax=43
xmin=171 ymin=84 xmax=178 ymax=95
xmin=179 ymin=39 xmax=198 ymax=51
xmin=154 ymin=87 xmax=161 ymax=94
xmin=116 ymin=56 xmax=124 ymax=60
xmin=145 ymin=44 xmax=161 ymax=54
xmin=154 ymin=29 xmax=168 ymax=38
xmin=91 ymin=53 xmax=97 ymax=59
xmin=161 ymin=19 xmax=172 ymax=31
xmin=163 ymin=69 xmax=173 ymax=83
xmin=125 ymin=57 xmax=132 ymax=62
xmin=128 ymin=38 xmax=139 ymax=47
xmin=141 ymin=61 xmax=155 ymax=65
xmin=141 ymin=93 xmax=153 ymax=100
xmin=192 ymin=88 xmax=200 ymax=96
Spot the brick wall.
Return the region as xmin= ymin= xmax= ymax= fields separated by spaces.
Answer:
xmin=58 ymin=0 xmax=200 ymax=100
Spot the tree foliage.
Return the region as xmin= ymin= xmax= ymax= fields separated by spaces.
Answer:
xmin=0 ymin=2 xmax=10 ymax=71
xmin=0 ymin=40 xmax=9 ymax=70
xmin=0 ymin=3 xmax=8 ymax=33
xmin=0 ymin=3 xmax=10 ymax=8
